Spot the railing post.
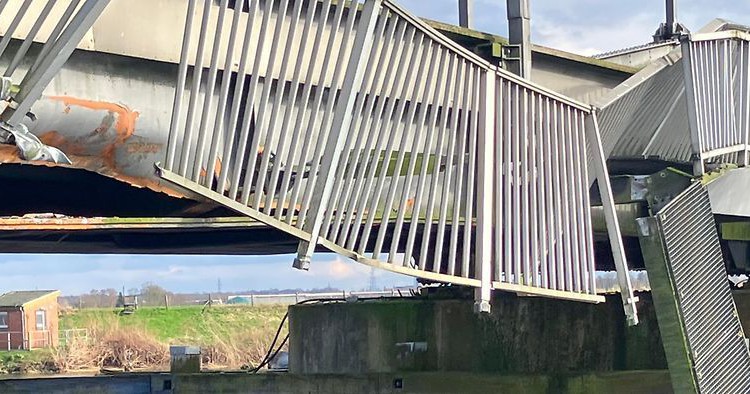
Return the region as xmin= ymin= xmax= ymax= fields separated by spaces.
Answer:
xmin=586 ymin=109 xmax=639 ymax=325
xmin=294 ymin=0 xmax=383 ymax=269
xmin=474 ymin=69 xmax=495 ymax=313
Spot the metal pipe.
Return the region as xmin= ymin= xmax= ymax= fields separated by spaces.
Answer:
xmin=458 ymin=0 xmax=472 ymax=28
xmin=666 ymin=0 xmax=675 ymax=37
xmin=506 ymin=0 xmax=531 ymax=78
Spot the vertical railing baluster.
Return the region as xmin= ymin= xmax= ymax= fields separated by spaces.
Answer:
xmin=177 ymin=0 xmax=212 ymax=176
xmin=474 ymin=68 xmax=495 ymax=313
xmin=586 ymin=110 xmax=639 ymax=325
xmin=295 ymin=0 xmax=383 ymax=269
xmin=5 ymin=0 xmax=55 ymax=78
xmin=6 ymin=0 xmax=112 ymax=125
xmin=192 ymin=0 xmax=230 ymax=182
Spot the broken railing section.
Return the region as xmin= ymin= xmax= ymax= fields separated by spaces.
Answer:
xmin=0 ymin=0 xmax=110 ymax=164
xmin=158 ymin=0 xmax=637 ymax=317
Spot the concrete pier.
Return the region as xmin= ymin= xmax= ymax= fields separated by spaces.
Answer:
xmin=289 ymin=293 xmax=666 ymax=375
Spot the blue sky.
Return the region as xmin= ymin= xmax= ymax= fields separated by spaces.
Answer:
xmin=0 ymin=253 xmax=416 ymax=295
xmin=3 ymin=1 xmax=750 ymax=295
xmin=400 ymin=0 xmax=750 ymax=55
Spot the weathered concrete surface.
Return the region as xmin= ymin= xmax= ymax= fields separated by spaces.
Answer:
xmin=170 ymin=346 xmax=201 ymax=374
xmin=173 ymin=371 xmax=672 ymax=394
xmin=289 ymin=294 xmax=666 ymax=375
xmin=0 ymin=371 xmax=673 ymax=394
xmin=0 ymin=374 xmax=157 ymax=394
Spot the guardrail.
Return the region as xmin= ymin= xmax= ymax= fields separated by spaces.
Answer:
xmin=158 ymin=0 xmax=637 ymax=321
xmin=683 ymin=32 xmax=750 ymax=168
xmin=227 ymin=289 xmax=416 ymax=306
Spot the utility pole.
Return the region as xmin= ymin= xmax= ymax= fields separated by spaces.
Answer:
xmin=506 ymin=0 xmax=532 ymax=78
xmin=665 ymin=0 xmax=675 ymax=37
xmin=458 ymin=0 xmax=472 ymax=28
xmin=653 ymin=0 xmax=687 ymax=42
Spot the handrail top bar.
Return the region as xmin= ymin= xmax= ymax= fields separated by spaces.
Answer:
xmin=593 ymin=48 xmax=683 ymax=110
xmin=688 ymin=30 xmax=750 ymax=43
xmin=382 ymin=0 xmax=591 ymax=112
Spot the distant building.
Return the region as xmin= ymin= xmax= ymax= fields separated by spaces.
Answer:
xmin=0 ymin=290 xmax=60 ymax=350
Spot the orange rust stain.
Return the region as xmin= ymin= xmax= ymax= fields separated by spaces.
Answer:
xmin=38 ymin=131 xmax=86 ymax=156
xmin=48 ymin=96 xmax=140 ymax=169
xmin=0 ymin=143 xmax=186 ymax=199
xmin=200 ymin=158 xmax=223 ymax=179
xmin=101 ymin=144 xmax=117 ymax=168
xmin=215 ymin=158 xmax=222 ymax=177
xmin=126 ymin=142 xmax=161 ymax=154
xmin=48 ymin=96 xmax=139 ymax=139
xmin=38 ymin=130 xmax=66 ymax=147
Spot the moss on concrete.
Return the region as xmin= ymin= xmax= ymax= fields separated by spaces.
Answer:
xmin=289 ymin=295 xmax=666 ymax=375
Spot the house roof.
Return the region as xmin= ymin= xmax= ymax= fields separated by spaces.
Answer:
xmin=0 ymin=290 xmax=60 ymax=307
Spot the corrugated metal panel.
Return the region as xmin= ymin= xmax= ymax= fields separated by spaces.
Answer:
xmin=657 ymin=182 xmax=750 ymax=394
xmin=595 ymin=52 xmax=692 ymax=164
xmin=707 ymin=167 xmax=750 ymax=217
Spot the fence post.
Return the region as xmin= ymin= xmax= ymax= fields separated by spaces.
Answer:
xmin=474 ymin=68 xmax=495 ymax=313
xmin=294 ymin=0 xmax=383 ymax=269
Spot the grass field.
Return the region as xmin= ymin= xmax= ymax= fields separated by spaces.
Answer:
xmin=1 ymin=304 xmax=289 ymax=374
xmin=60 ymin=304 xmax=288 ymax=343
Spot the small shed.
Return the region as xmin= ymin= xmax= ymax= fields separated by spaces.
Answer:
xmin=0 ymin=290 xmax=60 ymax=350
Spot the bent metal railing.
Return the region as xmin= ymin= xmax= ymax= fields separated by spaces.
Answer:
xmin=158 ymin=0 xmax=637 ymax=320
xmin=0 ymin=0 xmax=111 ymax=163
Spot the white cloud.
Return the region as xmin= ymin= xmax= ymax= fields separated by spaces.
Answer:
xmin=399 ymin=0 xmax=750 ymax=55
xmin=0 ymin=253 xmax=416 ymax=295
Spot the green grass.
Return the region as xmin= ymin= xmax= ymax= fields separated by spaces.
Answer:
xmin=0 ymin=305 xmax=289 ymax=373
xmin=0 ymin=349 xmax=54 ymax=375
xmin=60 ymin=305 xmax=288 ymax=343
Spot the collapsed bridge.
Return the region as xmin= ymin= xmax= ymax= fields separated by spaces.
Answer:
xmin=0 ymin=1 xmax=748 ymax=391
